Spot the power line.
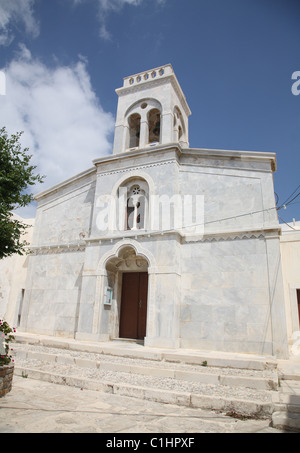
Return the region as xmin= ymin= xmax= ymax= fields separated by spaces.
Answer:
xmin=278 ymin=192 xmax=300 ymax=211
xmin=155 ymin=198 xmax=300 ymax=234
xmin=151 ymin=205 xmax=279 ymax=234
xmin=278 ymin=184 xmax=300 ymax=210
xmin=284 ymin=191 xmax=300 ymax=207
xmin=277 ymin=215 xmax=299 ymax=231
xmin=127 ymin=187 xmax=300 ymax=236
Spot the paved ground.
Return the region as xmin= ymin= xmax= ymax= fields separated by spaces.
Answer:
xmin=0 ymin=376 xmax=284 ymax=433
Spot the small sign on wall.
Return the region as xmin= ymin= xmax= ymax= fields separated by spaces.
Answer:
xmin=104 ymin=286 xmax=113 ymax=305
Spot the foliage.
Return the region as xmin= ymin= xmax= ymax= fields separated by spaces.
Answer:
xmin=0 ymin=127 xmax=44 ymax=259
xmin=0 ymin=319 xmax=16 ymax=366
xmin=225 ymin=411 xmax=252 ymax=421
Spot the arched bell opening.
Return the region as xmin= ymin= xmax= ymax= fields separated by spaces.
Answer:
xmin=148 ymin=108 xmax=161 ymax=144
xmin=128 ymin=113 xmax=141 ymax=148
xmin=173 ymin=106 xmax=187 ymax=145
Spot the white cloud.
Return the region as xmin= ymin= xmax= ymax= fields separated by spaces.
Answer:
xmin=0 ymin=0 xmax=166 ymax=44
xmin=97 ymin=0 xmax=142 ymax=39
xmin=0 ymin=0 xmax=39 ymax=46
xmin=72 ymin=0 xmax=165 ymax=40
xmin=0 ymin=45 xmax=114 ymax=217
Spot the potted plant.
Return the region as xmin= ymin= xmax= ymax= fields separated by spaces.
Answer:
xmin=0 ymin=319 xmax=16 ymax=397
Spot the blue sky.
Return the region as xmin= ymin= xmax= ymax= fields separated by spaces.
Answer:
xmin=0 ymin=0 xmax=299 ymax=223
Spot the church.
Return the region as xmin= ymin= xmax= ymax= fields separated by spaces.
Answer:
xmin=17 ymin=64 xmax=289 ymax=358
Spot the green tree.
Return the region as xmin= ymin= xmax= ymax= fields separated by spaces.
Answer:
xmin=0 ymin=127 xmax=44 ymax=259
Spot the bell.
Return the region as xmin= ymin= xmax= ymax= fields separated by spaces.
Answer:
xmin=153 ymin=121 xmax=160 ymax=136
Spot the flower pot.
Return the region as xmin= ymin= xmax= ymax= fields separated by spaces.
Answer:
xmin=0 ymin=364 xmax=14 ymax=397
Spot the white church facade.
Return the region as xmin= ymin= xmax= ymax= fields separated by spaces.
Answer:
xmin=8 ymin=65 xmax=290 ymax=358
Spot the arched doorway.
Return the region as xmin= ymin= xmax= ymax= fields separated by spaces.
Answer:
xmin=119 ymin=271 xmax=148 ymax=340
xmin=104 ymin=244 xmax=149 ymax=341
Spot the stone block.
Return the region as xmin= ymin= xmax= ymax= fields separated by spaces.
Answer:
xmin=74 ymin=358 xmax=98 ymax=369
xmin=130 ymin=365 xmax=175 ymax=379
xmin=30 ymin=351 xmax=57 ymax=363
xmin=174 ymin=370 xmax=219 ymax=385
xmin=56 ymin=355 xmax=75 ymax=366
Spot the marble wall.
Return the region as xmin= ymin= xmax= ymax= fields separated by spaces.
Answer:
xmin=180 ymin=237 xmax=273 ymax=354
xmin=17 ymin=144 xmax=289 ymax=357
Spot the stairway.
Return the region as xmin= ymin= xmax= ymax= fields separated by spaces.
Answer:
xmin=271 ymin=361 xmax=300 ymax=432
xmin=9 ymin=333 xmax=285 ymax=421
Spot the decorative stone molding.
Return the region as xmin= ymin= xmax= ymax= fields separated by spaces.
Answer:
xmin=96 ymin=158 xmax=177 ymax=178
xmin=117 ymin=72 xmax=191 ymax=117
xmin=200 ymin=232 xmax=266 ymax=243
xmin=110 ymin=169 xmax=155 ymax=197
xmin=97 ymin=238 xmax=156 ymax=274
xmin=184 ymin=227 xmax=280 ymax=244
xmin=29 ymin=243 xmax=86 ymax=255
xmin=28 ymin=226 xmax=280 ymax=256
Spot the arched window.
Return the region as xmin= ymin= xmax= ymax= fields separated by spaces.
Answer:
xmin=116 ymin=178 xmax=149 ymax=232
xmin=173 ymin=106 xmax=185 ymax=143
xmin=178 ymin=125 xmax=183 ymax=140
xmin=128 ymin=113 xmax=141 ymax=148
xmin=148 ymin=109 xmax=161 ymax=144
xmin=126 ymin=184 xmax=146 ymax=230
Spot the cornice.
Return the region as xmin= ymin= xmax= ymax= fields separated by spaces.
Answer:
xmin=184 ymin=148 xmax=277 ymax=172
xmin=29 ymin=243 xmax=86 ymax=255
xmin=96 ymin=158 xmax=178 ymax=178
xmin=116 ymin=74 xmax=191 ymax=117
xmin=93 ymin=143 xmax=181 ymax=167
xmin=28 ymin=225 xmax=280 ymax=255
xmin=33 ymin=144 xmax=276 ymax=203
xmin=34 ymin=167 xmax=96 ymax=202
xmin=93 ymin=144 xmax=277 ymax=176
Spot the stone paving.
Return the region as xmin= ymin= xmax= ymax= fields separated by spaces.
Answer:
xmin=0 ymin=376 xmax=284 ymax=434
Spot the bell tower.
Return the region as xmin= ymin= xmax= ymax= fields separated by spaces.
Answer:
xmin=112 ymin=64 xmax=191 ymax=155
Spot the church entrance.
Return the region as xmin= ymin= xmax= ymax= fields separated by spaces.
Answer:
xmin=119 ymin=272 xmax=148 ymax=340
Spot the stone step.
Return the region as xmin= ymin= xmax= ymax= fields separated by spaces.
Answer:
xmin=10 ymin=334 xmax=281 ymax=419
xmin=11 ymin=342 xmax=279 ymax=392
xmin=278 ymin=380 xmax=300 ymax=395
xmin=14 ymin=332 xmax=278 ymax=371
xmin=271 ymin=411 xmax=300 ymax=432
xmin=13 ymin=332 xmax=294 ymax=421
xmin=13 ymin=365 xmax=274 ymax=419
xmin=14 ymin=347 xmax=278 ymax=390
xmin=112 ymin=338 xmax=144 ymax=346
xmin=273 ymin=393 xmax=300 ymax=412
xmin=271 ymin=378 xmax=300 ymax=431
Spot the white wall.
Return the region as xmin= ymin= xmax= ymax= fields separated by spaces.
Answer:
xmin=280 ymin=222 xmax=300 ymax=341
xmin=0 ymin=215 xmax=34 ymax=326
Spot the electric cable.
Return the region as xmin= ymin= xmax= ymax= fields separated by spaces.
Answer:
xmin=277 ymin=184 xmax=300 ymax=210
xmin=277 ymin=215 xmax=299 ymax=231
xmin=150 ymin=196 xmax=300 ymax=234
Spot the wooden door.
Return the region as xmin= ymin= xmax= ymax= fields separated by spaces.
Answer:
xmin=119 ymin=272 xmax=148 ymax=340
